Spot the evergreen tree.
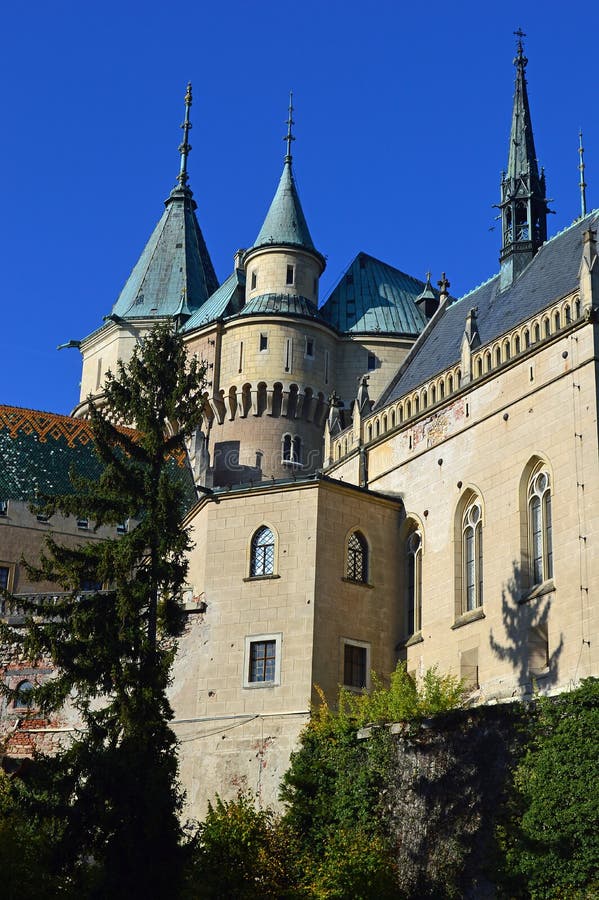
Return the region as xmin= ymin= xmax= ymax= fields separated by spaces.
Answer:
xmin=0 ymin=325 xmax=206 ymax=898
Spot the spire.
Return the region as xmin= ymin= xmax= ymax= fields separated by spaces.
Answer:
xmin=252 ymin=95 xmax=320 ymax=255
xmin=499 ymin=31 xmax=549 ymax=288
xmin=109 ymin=85 xmax=219 ymax=321
xmin=284 ymin=91 xmax=295 ymax=164
xmin=177 ymin=82 xmax=193 ymax=188
xmin=415 ymin=271 xmax=439 ymax=318
xmin=579 ymin=129 xmax=588 ymax=218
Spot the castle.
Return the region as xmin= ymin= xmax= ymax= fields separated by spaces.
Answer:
xmin=1 ymin=38 xmax=598 ymax=816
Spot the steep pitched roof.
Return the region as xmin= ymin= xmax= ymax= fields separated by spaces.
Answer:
xmin=378 ymin=212 xmax=598 ymax=406
xmin=253 ymin=161 xmax=316 ymax=252
xmin=182 ymin=270 xmax=246 ymax=331
xmin=319 ymin=252 xmax=429 ymax=335
xmin=0 ymin=406 xmax=196 ymax=511
xmin=110 ymin=185 xmax=219 ymax=320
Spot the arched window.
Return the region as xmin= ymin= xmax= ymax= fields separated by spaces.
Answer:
xmin=528 ymin=470 xmax=553 ymax=585
xmin=406 ymin=529 xmax=422 ymax=635
xmin=14 ymin=680 xmax=34 ymax=709
xmin=250 ymin=526 xmax=275 ymax=576
xmin=462 ymin=498 xmax=483 ymax=611
xmin=293 ymin=436 xmax=302 ymax=464
xmin=346 ymin=531 xmax=368 ymax=583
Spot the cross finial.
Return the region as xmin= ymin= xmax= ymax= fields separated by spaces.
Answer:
xmin=284 ymin=91 xmax=295 ymax=164
xmin=513 ymin=28 xmax=527 ymax=67
xmin=579 ymin=129 xmax=588 ymax=218
xmin=177 ymin=82 xmax=193 ymax=186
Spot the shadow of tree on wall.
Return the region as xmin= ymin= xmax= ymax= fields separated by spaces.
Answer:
xmin=488 ymin=561 xmax=563 ymax=694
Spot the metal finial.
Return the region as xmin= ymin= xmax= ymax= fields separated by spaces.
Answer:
xmin=284 ymin=91 xmax=295 ymax=163
xmin=177 ymin=82 xmax=193 ymax=186
xmin=579 ymin=129 xmax=588 ymax=218
xmin=513 ymin=28 xmax=527 ymax=67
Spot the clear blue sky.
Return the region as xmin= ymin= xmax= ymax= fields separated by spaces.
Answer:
xmin=1 ymin=0 xmax=596 ymax=414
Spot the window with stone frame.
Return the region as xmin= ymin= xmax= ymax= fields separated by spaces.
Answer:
xmin=250 ymin=526 xmax=275 ymax=577
xmin=346 ymin=531 xmax=368 ymax=583
xmin=462 ymin=498 xmax=483 ymax=611
xmin=406 ymin=528 xmax=422 ymax=635
xmin=528 ymin=469 xmax=553 ymax=586
xmin=343 ymin=639 xmax=369 ymax=690
xmin=243 ymin=633 xmax=282 ymax=687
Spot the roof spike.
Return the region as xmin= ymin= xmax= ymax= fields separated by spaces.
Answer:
xmin=284 ymin=91 xmax=295 ymax=164
xmin=177 ymin=82 xmax=193 ymax=187
xmin=579 ymin=129 xmax=588 ymax=218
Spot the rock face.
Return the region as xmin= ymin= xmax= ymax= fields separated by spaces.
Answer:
xmin=380 ymin=705 xmax=527 ymax=898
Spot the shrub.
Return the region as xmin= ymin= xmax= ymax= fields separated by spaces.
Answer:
xmin=497 ymin=678 xmax=599 ymax=898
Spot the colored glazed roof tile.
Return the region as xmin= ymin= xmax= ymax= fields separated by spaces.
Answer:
xmin=319 ymin=252 xmax=430 ymax=336
xmin=378 ymin=211 xmax=599 ymax=406
xmin=0 ymin=406 xmax=196 ymax=511
xmin=110 ymin=186 xmax=219 ymax=320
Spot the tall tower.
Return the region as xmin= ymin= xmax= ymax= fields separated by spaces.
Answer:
xmin=499 ymin=32 xmax=549 ymax=288
xmin=188 ymin=95 xmax=335 ymax=487
xmin=72 ymin=84 xmax=218 ymax=415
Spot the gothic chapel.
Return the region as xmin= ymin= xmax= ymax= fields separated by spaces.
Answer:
xmin=1 ymin=40 xmax=598 ymax=815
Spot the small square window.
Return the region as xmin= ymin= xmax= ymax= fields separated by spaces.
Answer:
xmin=367 ymin=353 xmax=376 ymax=371
xmin=77 ymin=518 xmax=89 ymax=530
xmin=260 ymin=333 xmax=268 ymax=352
xmin=305 ymin=338 xmax=314 ymax=358
xmin=36 ymin=513 xmax=50 ymax=523
xmin=117 ymin=521 xmax=128 ymax=535
xmin=286 ymin=265 xmax=294 ymax=285
xmin=0 ymin=500 xmax=8 ymax=516
xmin=251 ymin=271 xmax=257 ymax=290
xmin=342 ymin=639 xmax=370 ymax=690
xmin=244 ymin=633 xmax=282 ymax=688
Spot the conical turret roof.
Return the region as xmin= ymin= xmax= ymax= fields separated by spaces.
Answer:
xmin=253 ymin=159 xmax=316 ymax=252
xmin=110 ymin=84 xmax=218 ymax=320
xmin=110 ymin=185 xmax=218 ymax=319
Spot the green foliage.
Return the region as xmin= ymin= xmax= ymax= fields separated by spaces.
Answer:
xmin=337 ymin=662 xmax=464 ymax=727
xmin=183 ymin=793 xmax=300 ymax=899
xmin=0 ymin=325 xmax=206 ymax=898
xmin=279 ymin=664 xmax=464 ymax=898
xmin=496 ymin=678 xmax=599 ymax=898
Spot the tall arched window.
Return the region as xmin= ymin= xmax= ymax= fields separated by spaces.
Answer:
xmin=406 ymin=529 xmax=422 ymax=635
xmin=346 ymin=531 xmax=368 ymax=583
xmin=528 ymin=470 xmax=553 ymax=585
xmin=250 ymin=526 xmax=275 ymax=576
xmin=462 ymin=498 xmax=483 ymax=611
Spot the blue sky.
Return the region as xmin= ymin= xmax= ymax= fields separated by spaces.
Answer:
xmin=1 ymin=0 xmax=597 ymax=414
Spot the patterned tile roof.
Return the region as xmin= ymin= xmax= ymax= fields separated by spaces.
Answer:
xmin=319 ymin=252 xmax=430 ymax=336
xmin=110 ymin=186 xmax=219 ymax=320
xmin=0 ymin=406 xmax=196 ymax=510
xmin=378 ymin=211 xmax=599 ymax=406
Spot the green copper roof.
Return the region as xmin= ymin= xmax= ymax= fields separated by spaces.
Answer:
xmin=110 ymin=185 xmax=219 ymax=320
xmin=236 ymin=292 xmax=326 ymax=322
xmin=253 ymin=161 xmax=316 ymax=252
xmin=182 ymin=270 xmax=246 ymax=331
xmin=0 ymin=406 xmax=196 ymax=512
xmin=319 ymin=252 xmax=429 ymax=335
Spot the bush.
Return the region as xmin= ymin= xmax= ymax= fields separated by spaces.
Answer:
xmin=497 ymin=678 xmax=599 ymax=898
